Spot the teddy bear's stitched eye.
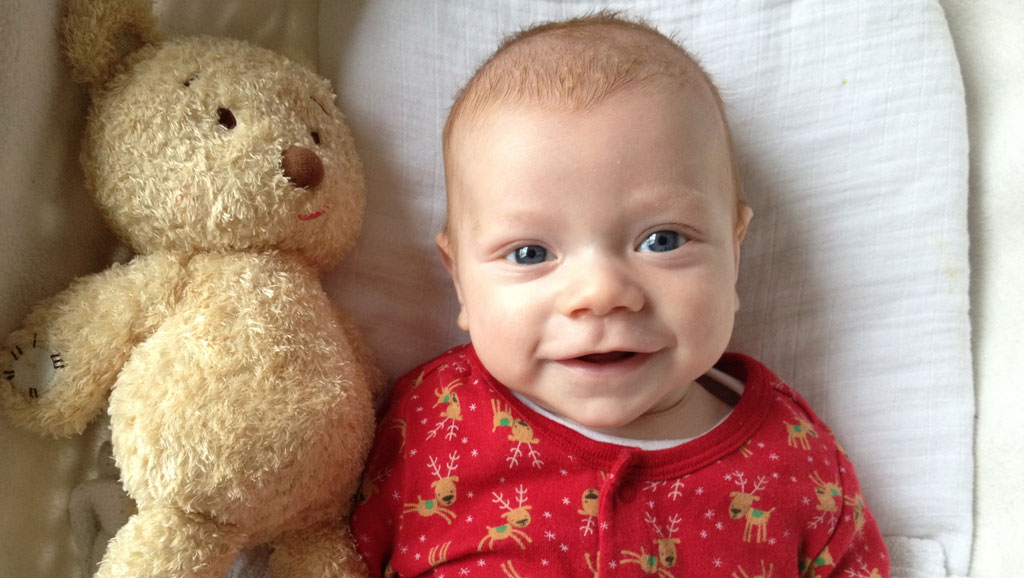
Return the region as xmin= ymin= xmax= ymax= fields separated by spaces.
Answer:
xmin=217 ymin=108 xmax=237 ymax=130
xmin=184 ymin=75 xmax=197 ymax=87
xmin=311 ymin=131 xmax=321 ymax=145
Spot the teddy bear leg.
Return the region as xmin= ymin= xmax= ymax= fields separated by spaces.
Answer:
xmin=95 ymin=505 xmax=246 ymax=578
xmin=268 ymin=519 xmax=368 ymax=577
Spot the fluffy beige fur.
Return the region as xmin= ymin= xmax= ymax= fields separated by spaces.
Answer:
xmin=0 ymin=0 xmax=380 ymax=576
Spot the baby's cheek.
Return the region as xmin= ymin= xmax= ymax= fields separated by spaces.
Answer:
xmin=672 ymin=282 xmax=732 ymax=335
xmin=472 ymin=332 xmax=535 ymax=394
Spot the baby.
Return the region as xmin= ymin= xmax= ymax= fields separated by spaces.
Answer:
xmin=353 ymin=13 xmax=889 ymax=578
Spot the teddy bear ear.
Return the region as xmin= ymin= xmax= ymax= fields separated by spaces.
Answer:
xmin=62 ymin=0 xmax=162 ymax=90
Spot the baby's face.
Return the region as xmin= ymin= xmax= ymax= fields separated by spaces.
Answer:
xmin=438 ymin=84 xmax=751 ymax=435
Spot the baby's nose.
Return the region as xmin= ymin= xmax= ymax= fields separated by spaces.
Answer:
xmin=557 ymin=257 xmax=644 ymax=317
xmin=282 ymin=145 xmax=324 ymax=189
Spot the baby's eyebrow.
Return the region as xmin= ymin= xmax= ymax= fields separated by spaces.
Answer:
xmin=635 ymin=185 xmax=711 ymax=208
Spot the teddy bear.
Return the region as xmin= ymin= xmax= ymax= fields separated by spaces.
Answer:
xmin=0 ymin=0 xmax=380 ymax=576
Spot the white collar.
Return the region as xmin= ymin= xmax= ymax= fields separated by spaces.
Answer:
xmin=510 ymin=367 xmax=745 ymax=450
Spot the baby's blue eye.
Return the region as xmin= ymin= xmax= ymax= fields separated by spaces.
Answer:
xmin=638 ymin=231 xmax=684 ymax=253
xmin=506 ymin=245 xmax=549 ymax=265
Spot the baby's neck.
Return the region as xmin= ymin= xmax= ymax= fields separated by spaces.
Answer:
xmin=513 ymin=368 xmax=743 ymax=449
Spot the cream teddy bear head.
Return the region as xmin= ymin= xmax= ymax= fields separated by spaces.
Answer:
xmin=65 ymin=0 xmax=365 ymax=269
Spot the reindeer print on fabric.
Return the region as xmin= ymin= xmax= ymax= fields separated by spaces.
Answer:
xmin=620 ymin=511 xmax=682 ymax=577
xmin=576 ymin=472 xmax=608 ymax=536
xmin=351 ymin=346 xmax=890 ymax=577
xmin=491 ymin=399 xmax=543 ymax=468
xmin=844 ymin=493 xmax=868 ymax=535
xmin=479 ymin=485 xmax=534 ymax=551
xmin=727 ymin=471 xmax=775 ymax=543
xmin=428 ymin=541 xmax=451 ymax=567
xmin=799 ymin=546 xmax=835 ymax=577
xmin=733 ymin=561 xmax=774 ymax=578
xmin=500 ymin=560 xmax=530 ymax=578
xmin=784 ymin=417 xmax=819 ymax=450
xmin=402 ymin=452 xmax=460 ymax=524
xmin=845 ymin=561 xmax=885 ymax=578
xmin=427 ymin=379 xmax=463 ymax=440
xmin=809 ymin=472 xmax=842 ymax=513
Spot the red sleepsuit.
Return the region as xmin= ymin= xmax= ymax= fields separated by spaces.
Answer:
xmin=352 ymin=344 xmax=890 ymax=578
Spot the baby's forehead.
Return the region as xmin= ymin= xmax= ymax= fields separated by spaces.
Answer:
xmin=452 ymin=75 xmax=730 ymax=174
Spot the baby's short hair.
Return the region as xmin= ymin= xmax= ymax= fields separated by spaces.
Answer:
xmin=443 ymin=12 xmax=745 ymax=224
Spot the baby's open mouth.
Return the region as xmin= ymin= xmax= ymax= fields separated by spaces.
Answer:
xmin=575 ymin=351 xmax=637 ymax=363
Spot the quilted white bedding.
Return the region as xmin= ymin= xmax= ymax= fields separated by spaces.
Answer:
xmin=1 ymin=1 xmax=1020 ymax=577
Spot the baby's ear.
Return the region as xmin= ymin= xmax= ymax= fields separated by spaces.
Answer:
xmin=434 ymin=232 xmax=470 ymax=332
xmin=732 ymin=205 xmax=754 ymax=312
xmin=735 ymin=204 xmax=754 ymax=245
xmin=435 ymin=232 xmax=456 ymax=276
xmin=733 ymin=204 xmax=754 ymax=270
xmin=63 ymin=0 xmax=161 ymax=90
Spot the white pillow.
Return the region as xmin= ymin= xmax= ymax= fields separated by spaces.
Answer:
xmin=321 ymin=1 xmax=973 ymax=575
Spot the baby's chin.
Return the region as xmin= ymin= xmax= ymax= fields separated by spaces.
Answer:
xmin=552 ymin=390 xmax=700 ymax=440
xmin=545 ymin=400 xmax=644 ymax=434
xmin=580 ymin=420 xmax=645 ymax=439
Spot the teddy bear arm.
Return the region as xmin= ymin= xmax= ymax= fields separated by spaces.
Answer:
xmin=0 ymin=255 xmax=183 ymax=437
xmin=268 ymin=519 xmax=369 ymax=578
xmin=95 ymin=505 xmax=247 ymax=578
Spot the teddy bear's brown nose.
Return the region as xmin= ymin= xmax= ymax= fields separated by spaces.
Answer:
xmin=282 ymin=146 xmax=324 ymax=190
